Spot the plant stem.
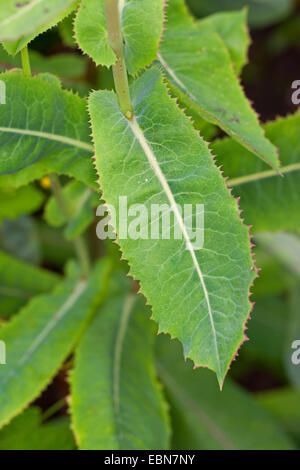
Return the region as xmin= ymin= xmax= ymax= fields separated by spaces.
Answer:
xmin=105 ymin=0 xmax=133 ymax=119
xmin=20 ymin=46 xmax=31 ymax=77
xmin=49 ymin=174 xmax=91 ymax=278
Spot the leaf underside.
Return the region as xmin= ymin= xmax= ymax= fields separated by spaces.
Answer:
xmin=89 ymin=67 xmax=256 ymax=386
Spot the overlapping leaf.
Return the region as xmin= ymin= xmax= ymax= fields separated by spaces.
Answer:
xmin=212 ymin=110 xmax=300 ymax=232
xmin=0 ymin=250 xmax=60 ymax=317
xmin=156 ymin=335 xmax=296 ymax=450
xmin=196 ymin=9 xmax=250 ymax=74
xmin=90 ymin=68 xmax=255 ymax=386
xmin=0 ymin=407 xmax=75 ymax=450
xmin=44 ymin=181 xmax=98 ymax=240
xmin=0 ymin=72 xmax=94 ymax=184
xmin=71 ymin=291 xmax=170 ymax=450
xmin=258 ymin=389 xmax=300 ymax=446
xmin=0 ymin=184 xmax=45 ymax=224
xmin=0 ymin=0 xmax=79 ymax=55
xmin=159 ymin=26 xmax=279 ymax=170
xmin=74 ymin=0 xmax=164 ymax=74
xmin=0 ymin=259 xmax=110 ymax=428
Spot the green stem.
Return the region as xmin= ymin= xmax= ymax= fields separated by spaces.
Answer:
xmin=42 ymin=397 xmax=67 ymax=422
xmin=20 ymin=46 xmax=31 ymax=77
xmin=105 ymin=0 xmax=133 ymax=118
xmin=49 ymin=174 xmax=91 ymax=278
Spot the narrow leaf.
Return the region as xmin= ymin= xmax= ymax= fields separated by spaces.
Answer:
xmin=71 ymin=292 xmax=170 ymax=450
xmin=74 ymin=0 xmax=165 ymax=74
xmin=0 ymin=250 xmax=60 ymax=318
xmin=0 ymin=259 xmax=111 ymax=428
xmin=0 ymin=407 xmax=75 ymax=450
xmin=89 ymin=68 xmax=256 ymax=386
xmin=44 ymin=180 xmax=98 ymax=240
xmin=0 ymin=0 xmax=79 ymax=55
xmin=159 ymin=25 xmax=279 ymax=170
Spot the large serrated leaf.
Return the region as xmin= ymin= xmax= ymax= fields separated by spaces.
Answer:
xmin=0 ymin=250 xmax=60 ymax=318
xmin=212 ymin=110 xmax=300 ymax=232
xmin=74 ymin=0 xmax=164 ymax=74
xmin=0 ymin=259 xmax=110 ymax=428
xmin=0 ymin=0 xmax=79 ymax=55
xmin=0 ymin=73 xmax=93 ymax=178
xmin=89 ymin=68 xmax=256 ymax=386
xmin=71 ymin=292 xmax=170 ymax=450
xmin=156 ymin=335 xmax=297 ymax=450
xmin=159 ymin=25 xmax=279 ymax=170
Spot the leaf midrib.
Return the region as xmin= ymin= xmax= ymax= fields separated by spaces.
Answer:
xmin=0 ymin=280 xmax=87 ymax=389
xmin=113 ymin=293 xmax=136 ymax=445
xmin=0 ymin=127 xmax=93 ymax=152
xmin=127 ymin=116 xmax=221 ymax=375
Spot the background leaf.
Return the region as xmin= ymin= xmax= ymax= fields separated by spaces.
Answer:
xmin=0 ymin=259 xmax=110 ymax=428
xmin=0 ymin=0 xmax=79 ymax=55
xmin=71 ymin=291 xmax=170 ymax=450
xmin=0 ymin=250 xmax=60 ymax=318
xmin=213 ymin=111 xmax=300 ymax=232
xmin=156 ymin=335 xmax=296 ymax=450
xmin=0 ymin=406 xmax=75 ymax=450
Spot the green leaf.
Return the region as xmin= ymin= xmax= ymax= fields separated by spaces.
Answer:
xmin=0 ymin=259 xmax=111 ymax=428
xmin=71 ymin=292 xmax=170 ymax=450
xmin=159 ymin=27 xmax=279 ymax=170
xmin=213 ymin=110 xmax=300 ymax=232
xmin=74 ymin=0 xmax=165 ymax=74
xmin=196 ymin=9 xmax=250 ymax=74
xmin=0 ymin=0 xmax=79 ymax=55
xmin=285 ymin=287 xmax=300 ymax=391
xmin=0 ymin=184 xmax=45 ymax=224
xmin=0 ymin=216 xmax=41 ymax=265
xmin=166 ymin=2 xmax=250 ymax=74
xmin=44 ymin=180 xmax=98 ymax=240
xmin=258 ymin=388 xmax=300 ymax=446
xmin=0 ymin=45 xmax=88 ymax=80
xmin=188 ymin=0 xmax=294 ymax=29
xmin=0 ymin=250 xmax=60 ymax=318
xmin=0 ymin=72 xmax=94 ymax=182
xmin=241 ymin=296 xmax=288 ymax=375
xmin=89 ymin=68 xmax=255 ymax=386
xmin=156 ymin=335 xmax=297 ymax=450
xmin=0 ymin=407 xmax=75 ymax=450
